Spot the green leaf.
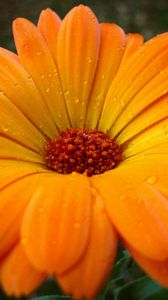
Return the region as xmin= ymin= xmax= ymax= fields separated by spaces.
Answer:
xmin=31 ymin=296 xmax=72 ymax=300
xmin=112 ymin=276 xmax=168 ymax=300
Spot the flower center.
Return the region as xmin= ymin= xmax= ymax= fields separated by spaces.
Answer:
xmin=45 ymin=129 xmax=122 ymax=176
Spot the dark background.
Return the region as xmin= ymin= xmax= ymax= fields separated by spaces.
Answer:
xmin=0 ymin=0 xmax=168 ymax=51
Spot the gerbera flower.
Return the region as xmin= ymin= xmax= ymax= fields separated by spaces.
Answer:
xmin=0 ymin=3 xmax=168 ymax=299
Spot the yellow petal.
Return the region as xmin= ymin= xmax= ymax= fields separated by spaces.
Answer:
xmin=122 ymin=118 xmax=168 ymax=158
xmin=85 ymin=23 xmax=126 ymax=129
xmin=98 ymin=33 xmax=168 ymax=131
xmin=0 ymin=92 xmax=46 ymax=153
xmin=58 ymin=191 xmax=117 ymax=300
xmin=38 ymin=8 xmax=61 ymax=62
xmin=0 ymin=48 xmax=57 ymax=138
xmin=57 ymin=5 xmax=100 ymax=127
xmin=22 ymin=173 xmax=92 ymax=274
xmin=92 ymin=169 xmax=168 ymax=261
xmin=0 ymin=136 xmax=44 ymax=163
xmin=1 ymin=243 xmax=44 ymax=296
xmin=13 ymin=18 xmax=70 ymax=131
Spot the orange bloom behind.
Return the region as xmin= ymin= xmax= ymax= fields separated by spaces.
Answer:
xmin=0 ymin=4 xmax=168 ymax=300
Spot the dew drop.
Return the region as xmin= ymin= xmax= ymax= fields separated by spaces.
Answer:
xmin=74 ymin=97 xmax=80 ymax=104
xmin=64 ymin=90 xmax=70 ymax=96
xmin=101 ymin=74 xmax=105 ymax=80
xmin=15 ymin=24 xmax=20 ymax=30
xmin=120 ymin=194 xmax=126 ymax=200
xmin=24 ymin=44 xmax=28 ymax=50
xmin=83 ymin=80 xmax=87 ymax=85
xmin=146 ymin=176 xmax=157 ymax=184
xmin=36 ymin=50 xmax=42 ymax=56
xmin=87 ymin=57 xmax=92 ymax=63
xmin=74 ymin=222 xmax=80 ymax=228
xmin=46 ymin=88 xmax=50 ymax=93
xmin=40 ymin=74 xmax=45 ymax=79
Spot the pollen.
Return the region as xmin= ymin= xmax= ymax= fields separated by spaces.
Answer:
xmin=45 ymin=129 xmax=122 ymax=176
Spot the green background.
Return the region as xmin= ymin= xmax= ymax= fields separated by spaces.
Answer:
xmin=0 ymin=0 xmax=168 ymax=50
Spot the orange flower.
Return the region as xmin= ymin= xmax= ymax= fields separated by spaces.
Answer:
xmin=0 ymin=4 xmax=168 ymax=300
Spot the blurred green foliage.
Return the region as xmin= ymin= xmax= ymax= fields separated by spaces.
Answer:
xmin=0 ymin=0 xmax=168 ymax=50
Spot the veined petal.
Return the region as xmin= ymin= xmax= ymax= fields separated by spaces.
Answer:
xmin=38 ymin=8 xmax=61 ymax=61
xmin=0 ymin=49 xmax=57 ymax=138
xmin=0 ymin=165 xmax=48 ymax=258
xmin=57 ymin=5 xmax=100 ymax=128
xmin=13 ymin=18 xmax=70 ymax=131
xmin=126 ymin=243 xmax=168 ymax=288
xmin=116 ymin=95 xmax=168 ymax=144
xmin=0 ymin=136 xmax=44 ymax=163
xmin=58 ymin=191 xmax=117 ymax=300
xmin=85 ymin=23 xmax=126 ymax=129
xmin=0 ymin=92 xmax=46 ymax=153
xmin=111 ymin=65 xmax=168 ymax=138
xmin=92 ymin=170 xmax=168 ymax=261
xmin=122 ymin=118 xmax=168 ymax=158
xmin=98 ymin=33 xmax=168 ymax=131
xmin=0 ymin=243 xmax=45 ymax=296
xmin=22 ymin=173 xmax=92 ymax=274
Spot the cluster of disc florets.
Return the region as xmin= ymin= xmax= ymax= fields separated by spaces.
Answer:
xmin=45 ymin=129 xmax=122 ymax=176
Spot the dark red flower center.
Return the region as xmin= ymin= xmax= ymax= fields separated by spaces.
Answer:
xmin=45 ymin=129 xmax=122 ymax=176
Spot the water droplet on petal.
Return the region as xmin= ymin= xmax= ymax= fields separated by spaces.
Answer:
xmin=74 ymin=97 xmax=80 ymax=104
xmin=40 ymin=74 xmax=45 ymax=79
xmin=36 ymin=50 xmax=42 ymax=56
xmin=46 ymin=88 xmax=50 ymax=93
xmin=146 ymin=176 xmax=157 ymax=184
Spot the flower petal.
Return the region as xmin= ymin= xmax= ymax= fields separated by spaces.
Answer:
xmin=13 ymin=18 xmax=70 ymax=131
xmin=22 ymin=173 xmax=92 ymax=274
xmin=85 ymin=23 xmax=126 ymax=129
xmin=0 ymin=163 xmax=48 ymax=257
xmin=0 ymin=92 xmax=46 ymax=153
xmin=126 ymin=243 xmax=168 ymax=288
xmin=0 ymin=48 xmax=56 ymax=138
xmin=98 ymin=33 xmax=168 ymax=132
xmin=57 ymin=190 xmax=117 ymax=300
xmin=38 ymin=8 xmax=61 ymax=62
xmin=0 ymin=243 xmax=44 ymax=296
xmin=122 ymin=118 xmax=168 ymax=158
xmin=121 ymin=33 xmax=144 ymax=64
xmin=116 ymin=94 xmax=168 ymax=145
xmin=92 ymin=169 xmax=168 ymax=261
xmin=57 ymin=5 xmax=100 ymax=128
xmin=0 ymin=136 xmax=44 ymax=163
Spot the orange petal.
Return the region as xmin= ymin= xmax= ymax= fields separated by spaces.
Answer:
xmin=112 ymin=66 xmax=168 ymax=138
xmin=0 ymin=165 xmax=48 ymax=258
xmin=85 ymin=23 xmax=126 ymax=129
xmin=0 ymin=243 xmax=45 ymax=296
xmin=116 ymin=94 xmax=168 ymax=145
xmin=118 ymin=156 xmax=168 ymax=199
xmin=13 ymin=18 xmax=70 ymax=131
xmin=92 ymin=170 xmax=168 ymax=261
xmin=0 ymin=48 xmax=57 ymax=138
xmin=38 ymin=8 xmax=61 ymax=61
xmin=121 ymin=33 xmax=144 ymax=64
xmin=98 ymin=33 xmax=168 ymax=132
xmin=58 ymin=191 xmax=117 ymax=300
xmin=122 ymin=118 xmax=168 ymax=158
xmin=0 ymin=92 xmax=46 ymax=153
xmin=22 ymin=173 xmax=92 ymax=274
xmin=126 ymin=242 xmax=168 ymax=288
xmin=0 ymin=136 xmax=43 ymax=163
xmin=57 ymin=5 xmax=100 ymax=128
xmin=0 ymin=47 xmax=20 ymax=62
